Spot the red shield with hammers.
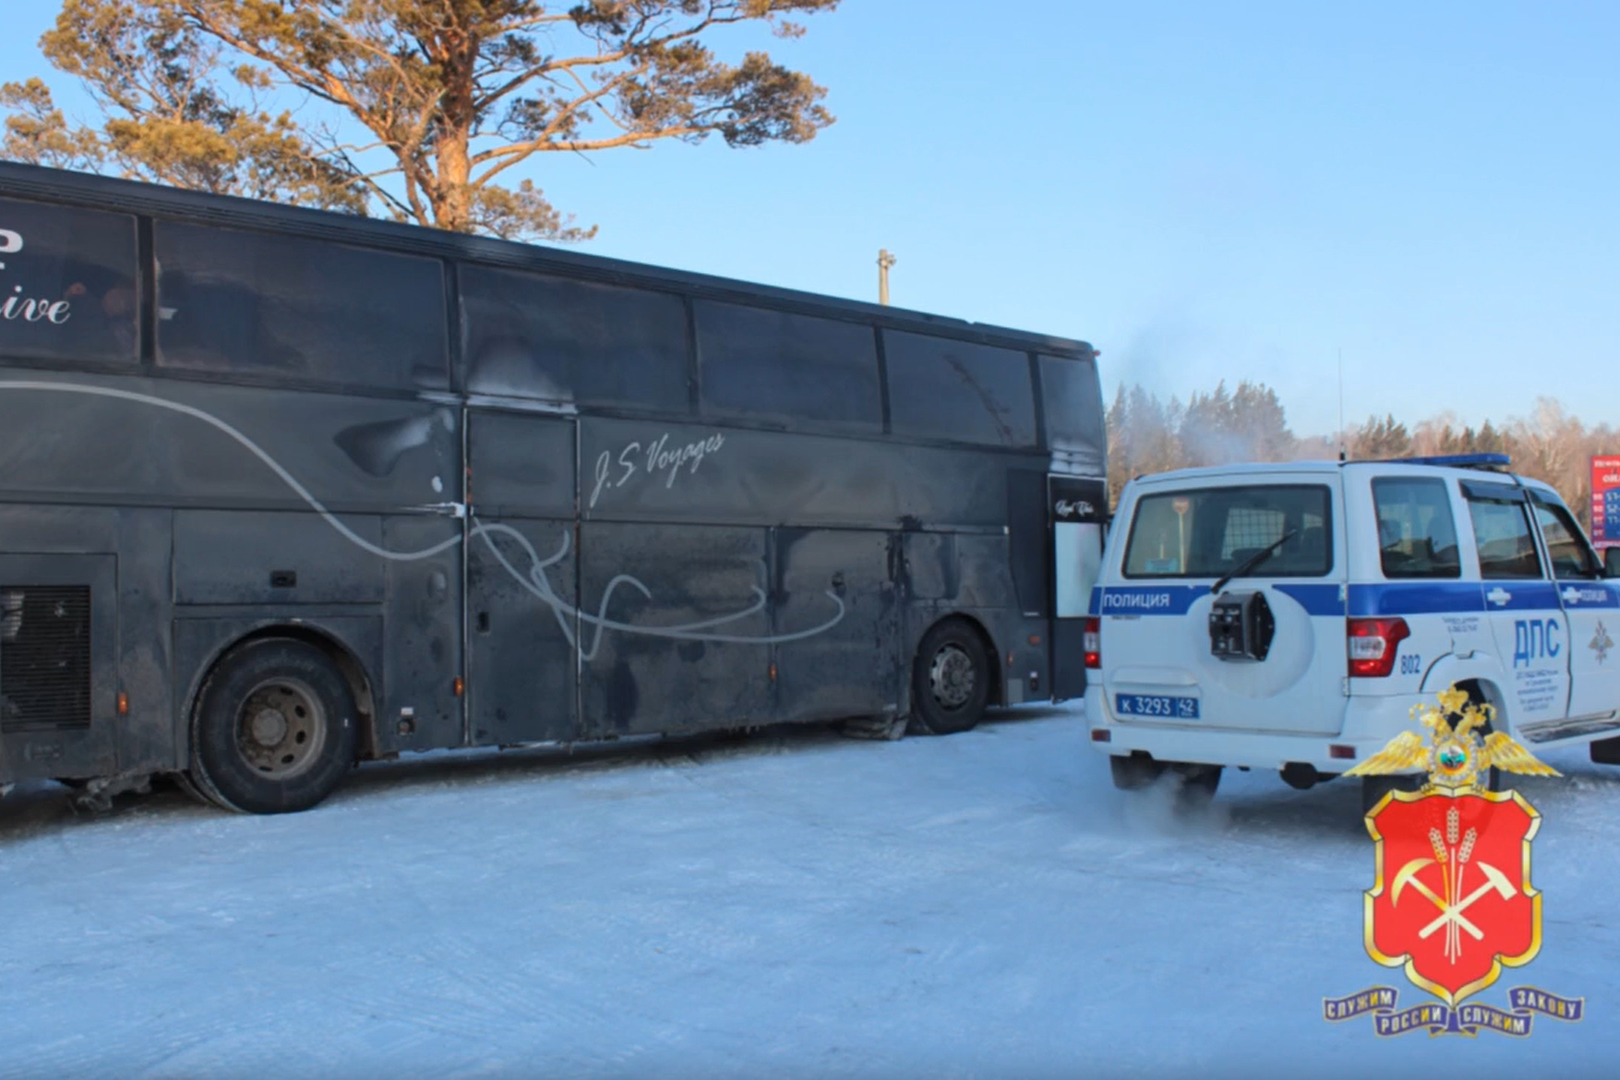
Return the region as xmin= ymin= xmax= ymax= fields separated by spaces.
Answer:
xmin=1365 ymin=789 xmax=1541 ymax=1006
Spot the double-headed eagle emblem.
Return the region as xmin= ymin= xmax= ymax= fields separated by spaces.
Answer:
xmin=1346 ymin=685 xmax=1559 ymax=791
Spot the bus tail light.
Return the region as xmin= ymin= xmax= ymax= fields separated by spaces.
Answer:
xmin=1347 ymin=617 xmax=1410 ymax=678
xmin=1083 ymin=617 xmax=1101 ymax=670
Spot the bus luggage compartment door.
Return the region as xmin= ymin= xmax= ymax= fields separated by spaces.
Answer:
xmin=771 ymin=527 xmax=899 ymax=725
xmin=577 ymin=521 xmax=774 ymax=739
xmin=464 ymin=410 xmax=579 ymax=747
xmin=0 ymin=554 xmax=118 ymax=780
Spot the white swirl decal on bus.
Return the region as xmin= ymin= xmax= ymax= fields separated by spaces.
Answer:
xmin=0 ymin=380 xmax=844 ymax=659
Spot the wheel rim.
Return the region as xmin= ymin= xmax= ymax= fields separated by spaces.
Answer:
xmin=929 ymin=644 xmax=976 ymax=711
xmin=234 ymin=677 xmax=326 ymax=779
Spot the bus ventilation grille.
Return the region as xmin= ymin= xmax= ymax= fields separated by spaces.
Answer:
xmin=0 ymin=586 xmax=92 ymax=734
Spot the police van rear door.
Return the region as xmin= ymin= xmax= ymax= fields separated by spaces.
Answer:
xmin=1099 ymin=473 xmax=1347 ymax=735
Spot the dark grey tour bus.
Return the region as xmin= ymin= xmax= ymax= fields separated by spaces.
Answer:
xmin=0 ymin=162 xmax=1106 ymax=813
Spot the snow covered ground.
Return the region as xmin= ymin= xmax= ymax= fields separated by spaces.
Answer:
xmin=0 ymin=704 xmax=1615 ymax=1079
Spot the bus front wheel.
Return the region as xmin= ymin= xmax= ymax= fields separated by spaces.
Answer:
xmin=188 ymin=638 xmax=358 ymax=814
xmin=910 ymin=619 xmax=992 ymax=736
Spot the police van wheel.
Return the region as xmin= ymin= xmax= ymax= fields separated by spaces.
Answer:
xmin=910 ymin=619 xmax=992 ymax=735
xmin=188 ymin=638 xmax=358 ymax=815
xmin=1110 ymin=753 xmax=1166 ymax=790
xmin=1453 ymin=689 xmax=1503 ymax=793
xmin=1360 ymin=690 xmax=1504 ymax=814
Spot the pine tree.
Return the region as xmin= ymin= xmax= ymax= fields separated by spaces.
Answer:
xmin=3 ymin=0 xmax=840 ymax=241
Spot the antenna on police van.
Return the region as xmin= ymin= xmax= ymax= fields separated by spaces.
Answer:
xmin=1336 ymin=347 xmax=1346 ymax=463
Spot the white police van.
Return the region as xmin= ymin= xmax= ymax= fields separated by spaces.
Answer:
xmin=1084 ymin=454 xmax=1620 ymax=811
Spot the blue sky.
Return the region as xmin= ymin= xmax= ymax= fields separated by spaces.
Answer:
xmin=5 ymin=1 xmax=1618 ymax=437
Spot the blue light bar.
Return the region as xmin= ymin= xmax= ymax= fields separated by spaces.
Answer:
xmin=1399 ymin=453 xmax=1512 ymax=468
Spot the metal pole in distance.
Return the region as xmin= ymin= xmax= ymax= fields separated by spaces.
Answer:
xmin=877 ymin=248 xmax=896 ymax=305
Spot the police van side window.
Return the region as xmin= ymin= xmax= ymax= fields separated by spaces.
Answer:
xmin=1371 ymin=478 xmax=1460 ymax=579
xmin=1463 ymin=484 xmax=1544 ymax=580
xmin=1530 ymin=493 xmax=1602 ymax=580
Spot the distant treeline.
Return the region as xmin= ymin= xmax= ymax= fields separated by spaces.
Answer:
xmin=1107 ymin=381 xmax=1613 ymax=528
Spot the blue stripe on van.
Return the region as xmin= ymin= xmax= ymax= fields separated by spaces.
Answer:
xmin=1273 ymin=583 xmax=1343 ymax=616
xmin=1348 ymin=582 xmax=1484 ymax=617
xmin=1557 ymin=583 xmax=1620 ymax=609
xmin=1096 ymin=585 xmax=1206 ymax=615
xmin=1346 ymin=581 xmax=1568 ymax=616
xmin=1097 ymin=580 xmax=1581 ymax=619
xmin=1486 ymin=582 xmax=1563 ymax=612
xmin=1097 ymin=583 xmax=1344 ymax=617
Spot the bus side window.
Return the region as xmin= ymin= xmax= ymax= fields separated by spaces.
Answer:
xmin=695 ymin=301 xmax=882 ymax=433
xmin=0 ymin=196 xmax=139 ymax=367
xmin=884 ymin=330 xmax=1036 ymax=448
xmin=154 ymin=221 xmax=449 ymax=391
xmin=1039 ymin=354 xmax=1105 ymax=466
xmin=462 ymin=265 xmax=689 ymax=414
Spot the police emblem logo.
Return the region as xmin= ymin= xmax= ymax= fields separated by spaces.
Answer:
xmin=1324 ymin=686 xmax=1585 ymax=1037
xmin=1591 ymin=620 xmax=1613 ymax=665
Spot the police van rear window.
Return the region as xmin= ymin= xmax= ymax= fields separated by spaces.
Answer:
xmin=1122 ymin=485 xmax=1332 ymax=579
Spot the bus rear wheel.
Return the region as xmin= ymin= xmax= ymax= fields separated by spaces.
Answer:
xmin=910 ymin=619 xmax=991 ymax=735
xmin=188 ymin=638 xmax=358 ymax=814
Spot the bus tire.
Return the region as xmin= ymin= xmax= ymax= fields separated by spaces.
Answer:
xmin=188 ymin=638 xmax=358 ymax=814
xmin=171 ymin=768 xmax=218 ymax=809
xmin=910 ymin=619 xmax=991 ymax=735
